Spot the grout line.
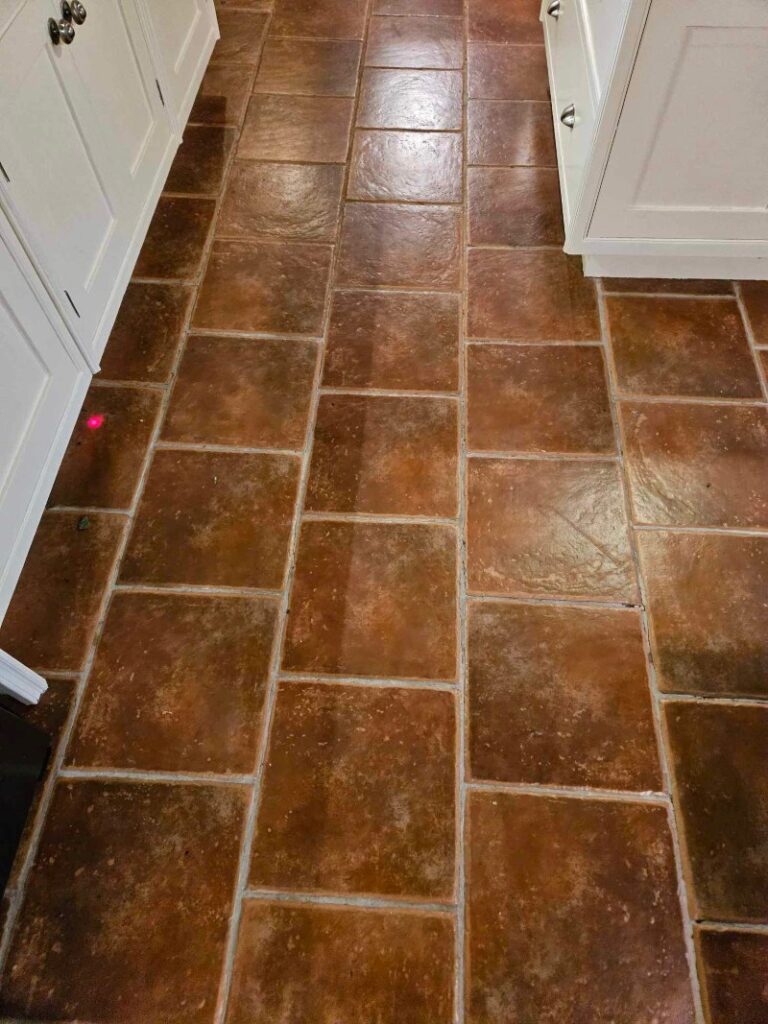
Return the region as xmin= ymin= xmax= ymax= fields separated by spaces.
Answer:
xmin=242 ymin=888 xmax=456 ymax=915
xmin=603 ymin=289 xmax=735 ymax=301
xmin=58 ymin=767 xmax=254 ymax=786
xmin=466 ymin=335 xmax=603 ymax=346
xmin=466 ymin=449 xmax=619 ymax=461
xmin=695 ymin=919 xmax=768 ymax=935
xmin=45 ymin=505 xmax=131 ymax=517
xmin=467 ymin=779 xmax=669 ymax=805
xmin=154 ymin=440 xmax=303 ymax=457
xmin=658 ymin=691 xmax=768 ymax=708
xmin=466 ymin=592 xmax=640 ymax=611
xmin=319 ymin=386 xmax=460 ymax=399
xmin=187 ymin=326 xmax=324 ymax=342
xmin=301 ymin=510 xmax=458 ymax=526
xmin=88 ymin=377 xmax=166 ymax=392
xmin=279 ymin=672 xmax=457 ymax=691
xmin=632 ymin=523 xmax=768 ymax=539
xmin=112 ymin=582 xmax=282 ymax=600
xmin=615 ymin=392 xmax=767 ymax=408
xmin=734 ymin=282 xmax=768 ymax=405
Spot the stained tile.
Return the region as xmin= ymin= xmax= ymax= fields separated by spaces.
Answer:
xmin=357 ymin=68 xmax=463 ymax=130
xmin=468 ymin=249 xmax=600 ymax=341
xmin=193 ymin=239 xmax=332 ymax=336
xmin=283 ymin=521 xmax=456 ymax=680
xmin=134 ymin=197 xmax=215 ymax=281
xmin=468 ymin=41 xmax=549 ymax=99
xmin=349 ymin=129 xmax=462 ymax=202
xmin=270 ymin=0 xmax=367 ymax=39
xmin=469 ymin=0 xmax=543 ymax=42
xmin=467 ymin=457 xmax=637 ymax=600
xmin=0 ymin=512 xmax=124 ymax=672
xmin=254 ymin=37 xmax=362 ymax=96
xmin=99 ymin=282 xmax=192 ymax=384
xmin=68 ymin=593 xmax=277 ymax=773
xmin=467 ymin=344 xmax=614 ymax=454
xmin=638 ymin=532 xmax=768 ymax=700
xmin=468 ymin=99 xmax=555 ymax=166
xmin=607 ymin=296 xmax=761 ymax=398
xmin=338 ymin=202 xmax=460 ymax=289
xmin=696 ymin=929 xmax=768 ymax=1024
xmin=238 ymin=94 xmax=353 ymax=163
xmin=664 ymin=702 xmax=768 ymax=922
xmin=602 ymin=277 xmax=733 ymax=297
xmin=376 ymin=0 xmax=462 ymax=14
xmin=620 ymin=402 xmax=768 ymax=529
xmin=0 ymin=780 xmax=245 ymax=1024
xmin=120 ymin=450 xmax=299 ymax=588
xmin=250 ymin=682 xmax=455 ymax=898
xmin=227 ymin=902 xmax=454 ymax=1024
xmin=467 ymin=791 xmax=695 ymax=1023
xmin=366 ymin=15 xmax=463 ymax=69
xmin=189 ymin=65 xmax=253 ymax=126
xmin=165 ymin=125 xmax=236 ymax=195
xmin=213 ymin=9 xmax=269 ymax=64
xmin=741 ymin=281 xmax=768 ymax=345
xmin=469 ymin=166 xmax=562 ymax=246
xmin=324 ymin=289 xmax=459 ymax=391
xmin=218 ymin=161 xmax=344 ymax=242
xmin=163 ymin=335 xmax=317 ymax=449
xmin=306 ymin=394 xmax=458 ymax=516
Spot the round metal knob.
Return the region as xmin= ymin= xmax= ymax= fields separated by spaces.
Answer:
xmin=48 ymin=17 xmax=75 ymax=44
xmin=560 ymin=103 xmax=576 ymax=129
xmin=71 ymin=1 xmax=87 ymax=24
xmin=61 ymin=1 xmax=72 ymax=21
xmin=547 ymin=0 xmax=562 ymax=19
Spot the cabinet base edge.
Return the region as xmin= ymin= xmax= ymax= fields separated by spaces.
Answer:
xmin=0 ymin=650 xmax=47 ymax=706
xmin=582 ymin=252 xmax=768 ymax=281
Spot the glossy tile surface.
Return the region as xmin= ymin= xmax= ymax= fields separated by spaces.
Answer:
xmin=376 ymin=0 xmax=461 ymax=13
xmin=741 ymin=280 xmax=768 ymax=344
xmin=239 ymin=93 xmax=353 ymax=162
xmin=602 ymin=277 xmax=733 ymax=296
xmin=469 ymin=165 xmax=563 ymax=245
xmin=366 ymin=15 xmax=463 ymax=69
xmin=468 ymin=41 xmax=549 ymax=99
xmin=468 ymin=99 xmax=555 ymax=166
xmin=166 ymin=125 xmax=237 ymax=195
xmin=357 ymin=68 xmax=463 ymax=129
xmin=349 ymin=129 xmax=462 ymax=202
xmin=189 ymin=65 xmax=253 ymax=126
xmin=468 ymin=0 xmax=543 ymax=43
xmin=254 ymin=37 xmax=362 ymax=95
xmin=98 ymin=282 xmax=192 ymax=383
xmin=214 ymin=9 xmax=269 ymax=64
xmin=134 ymin=197 xmax=216 ymax=280
xmin=270 ymin=0 xmax=367 ymax=39
xmin=696 ymin=929 xmax=768 ymax=1024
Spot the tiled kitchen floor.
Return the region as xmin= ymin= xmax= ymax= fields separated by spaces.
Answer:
xmin=2 ymin=0 xmax=768 ymax=1021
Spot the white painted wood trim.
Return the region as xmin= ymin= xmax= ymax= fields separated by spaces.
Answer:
xmin=0 ymin=649 xmax=47 ymax=705
xmin=582 ymin=252 xmax=768 ymax=279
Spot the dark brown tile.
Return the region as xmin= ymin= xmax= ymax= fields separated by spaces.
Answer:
xmin=468 ymin=249 xmax=600 ymax=341
xmin=165 ymin=125 xmax=237 ymax=195
xmin=620 ymin=402 xmax=768 ymax=529
xmin=227 ymin=902 xmax=454 ymax=1024
xmin=283 ymin=521 xmax=456 ymax=680
xmin=468 ymin=99 xmax=555 ymax=166
xmin=349 ymin=129 xmax=462 ymax=203
xmin=270 ymin=0 xmax=367 ymax=39
xmin=189 ymin=65 xmax=253 ymax=126
xmin=469 ymin=0 xmax=543 ymax=42
xmin=254 ymin=37 xmax=362 ymax=96
xmin=696 ymin=929 xmax=768 ymax=1024
xmin=68 ymin=593 xmax=277 ymax=773
xmin=238 ymin=94 xmax=353 ymax=163
xmin=218 ymin=161 xmax=344 ymax=242
xmin=468 ymin=41 xmax=549 ymax=99
xmin=0 ymin=780 xmax=246 ymax=1024
xmin=602 ymin=277 xmax=733 ymax=297
xmin=357 ymin=68 xmax=463 ymax=130
xmin=213 ymin=9 xmax=269 ymax=64
xmin=376 ymin=0 xmax=461 ymax=13
xmin=0 ymin=512 xmax=124 ymax=672
xmin=467 ymin=344 xmax=614 ymax=454
xmin=163 ymin=334 xmax=317 ymax=449
xmin=664 ymin=701 xmax=768 ymax=922
xmin=467 ymin=791 xmax=695 ymax=1023
xmin=193 ymin=239 xmax=332 ymax=336
xmin=467 ymin=457 xmax=637 ymax=600
xmin=134 ymin=197 xmax=215 ymax=281
xmin=366 ymin=15 xmax=463 ymax=69
xmin=468 ymin=166 xmax=563 ymax=245
xmin=120 ymin=450 xmax=299 ymax=588
xmin=99 ymin=282 xmax=192 ymax=384
xmin=306 ymin=394 xmax=458 ymax=516
xmin=324 ymin=289 xmax=459 ymax=391
xmin=338 ymin=202 xmax=460 ymax=289
xmin=741 ymin=281 xmax=768 ymax=345
xmin=638 ymin=532 xmax=768 ymax=700
xmin=250 ymin=682 xmax=455 ymax=898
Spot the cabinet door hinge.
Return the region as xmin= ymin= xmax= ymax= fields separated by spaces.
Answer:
xmin=0 ymin=158 xmax=10 ymax=183
xmin=155 ymin=79 xmax=165 ymax=107
xmin=64 ymin=290 xmax=81 ymax=318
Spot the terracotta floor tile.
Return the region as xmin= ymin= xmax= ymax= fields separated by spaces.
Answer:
xmin=620 ymin=402 xmax=768 ymax=529
xmin=68 ymin=593 xmax=277 ymax=773
xmin=238 ymin=93 xmax=353 ymax=163
xmin=250 ymin=682 xmax=455 ymax=898
xmin=602 ymin=277 xmax=733 ymax=296
xmin=163 ymin=335 xmax=317 ymax=449
xmin=638 ymin=532 xmax=768 ymax=700
xmin=323 ymin=289 xmax=459 ymax=391
xmin=120 ymin=450 xmax=299 ymax=588
xmin=270 ymin=0 xmax=367 ymax=38
xmin=376 ymin=0 xmax=462 ymax=14
xmin=306 ymin=394 xmax=458 ymax=516
xmin=165 ymin=124 xmax=237 ymax=195
xmin=468 ymin=249 xmax=600 ymax=341
xmin=696 ymin=929 xmax=768 ymax=1024
xmin=467 ymin=457 xmax=637 ymax=600
xmin=193 ymin=239 xmax=332 ymax=336
xmin=466 ymin=791 xmax=695 ymax=1023
xmin=468 ymin=0 xmax=543 ymax=42
xmin=0 ymin=780 xmax=245 ymax=1024
xmin=254 ymin=37 xmax=362 ymax=96
xmin=349 ymin=129 xmax=462 ymax=202
xmin=607 ymin=296 xmax=761 ymax=398
xmin=357 ymin=68 xmax=463 ymax=130
xmin=366 ymin=15 xmax=463 ymax=69
xmin=98 ymin=282 xmax=192 ymax=384
xmin=337 ymin=202 xmax=460 ymax=289
xmin=226 ymin=902 xmax=454 ymax=1024
xmin=467 ymin=344 xmax=613 ymax=455
xmin=0 ymin=512 xmax=124 ymax=673
xmin=216 ymin=0 xmax=272 ymax=8
xmin=664 ymin=701 xmax=768 ymax=922
xmin=741 ymin=280 xmax=768 ymax=344
xmin=468 ymin=41 xmax=549 ymax=99
xmin=213 ymin=9 xmax=269 ymax=65
xmin=468 ymin=99 xmax=556 ymax=166
xmin=468 ymin=166 xmax=563 ymax=245
xmin=283 ymin=521 xmax=456 ymax=679
xmin=133 ymin=197 xmax=215 ymax=281
xmin=189 ymin=65 xmax=253 ymax=126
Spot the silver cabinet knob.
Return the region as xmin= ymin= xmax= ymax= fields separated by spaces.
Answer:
xmin=48 ymin=16 xmax=75 ymax=44
xmin=547 ymin=0 xmax=562 ymax=19
xmin=560 ymin=103 xmax=576 ymax=129
xmin=71 ymin=0 xmax=87 ymax=24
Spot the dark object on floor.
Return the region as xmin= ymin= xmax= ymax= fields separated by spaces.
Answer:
xmin=0 ymin=703 xmax=50 ymax=895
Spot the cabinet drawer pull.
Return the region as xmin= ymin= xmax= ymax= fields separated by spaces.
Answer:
xmin=546 ymin=0 xmax=562 ymax=19
xmin=48 ymin=17 xmax=75 ymax=45
xmin=560 ymin=103 xmax=576 ymax=129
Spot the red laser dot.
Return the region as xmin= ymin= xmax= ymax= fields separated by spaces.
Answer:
xmin=86 ymin=414 xmax=105 ymax=430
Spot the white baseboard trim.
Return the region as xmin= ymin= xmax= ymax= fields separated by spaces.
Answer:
xmin=0 ymin=650 xmax=47 ymax=705
xmin=582 ymin=252 xmax=768 ymax=280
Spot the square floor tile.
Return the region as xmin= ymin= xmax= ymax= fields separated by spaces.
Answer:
xmin=741 ymin=281 xmax=768 ymax=345
xmin=376 ymin=0 xmax=462 ymax=13
xmin=696 ymin=929 xmax=768 ymax=1024
xmin=121 ymin=450 xmax=299 ymax=588
xmin=468 ymin=99 xmax=555 ymax=165
xmin=602 ymin=277 xmax=733 ymax=296
xmin=68 ymin=593 xmax=277 ymax=774
xmin=270 ymin=0 xmax=367 ymax=39
xmin=238 ymin=94 xmax=353 ymax=162
xmin=189 ymin=65 xmax=253 ymax=126
xmin=467 ymin=344 xmax=613 ymax=454
xmin=366 ymin=15 xmax=463 ymax=69
xmin=664 ymin=701 xmax=768 ymax=922
xmin=468 ymin=166 xmax=563 ymax=245
xmin=357 ymin=68 xmax=463 ymax=130
xmin=468 ymin=41 xmax=549 ymax=100
xmin=468 ymin=0 xmax=543 ymax=42
xmin=213 ymin=9 xmax=268 ymax=64
xmin=349 ymin=129 xmax=461 ymax=203
xmin=324 ymin=289 xmax=459 ymax=391
xmin=467 ymin=457 xmax=637 ymax=600
xmin=0 ymin=780 xmax=245 ymax=1024
xmin=165 ymin=125 xmax=237 ymax=195
xmin=250 ymin=682 xmax=455 ymax=898
xmin=638 ymin=532 xmax=768 ymax=700
xmin=466 ymin=791 xmax=694 ymax=1023
xmin=134 ymin=197 xmax=215 ymax=281
xmin=163 ymin=335 xmax=317 ymax=449
xmin=283 ymin=521 xmax=456 ymax=679
xmin=226 ymin=902 xmax=454 ymax=1024
xmin=254 ymin=37 xmax=362 ymax=96
xmin=99 ymin=282 xmax=192 ymax=384
xmin=620 ymin=402 xmax=768 ymax=529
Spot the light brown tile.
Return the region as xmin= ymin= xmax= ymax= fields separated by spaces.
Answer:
xmin=468 ymin=41 xmax=549 ymax=99
xmin=189 ymin=65 xmax=253 ymax=126
xmin=165 ymin=125 xmax=237 ymax=195
xmin=213 ymin=9 xmax=269 ymax=64
xmin=120 ymin=450 xmax=299 ymax=588
xmin=163 ymin=335 xmax=317 ymax=449
xmin=376 ymin=0 xmax=461 ymax=13
xmin=467 ymin=458 xmax=637 ymax=600
xmin=134 ymin=197 xmax=215 ymax=281
xmin=238 ymin=93 xmax=353 ymax=163
xmin=620 ymin=402 xmax=768 ymax=529
xmin=602 ymin=277 xmax=733 ymax=297
xmin=250 ymin=682 xmax=455 ymax=898
xmin=99 ymin=282 xmax=192 ymax=384
xmin=366 ymin=15 xmax=463 ymax=69
xmin=467 ymin=791 xmax=695 ymax=1023
xmin=349 ymin=129 xmax=462 ymax=202
xmin=741 ymin=280 xmax=768 ymax=345
xmin=468 ymin=166 xmax=563 ymax=245
xmin=283 ymin=521 xmax=456 ymax=680
xmin=357 ymin=68 xmax=463 ymax=130
xmin=468 ymin=99 xmax=555 ymax=165
xmin=270 ymin=0 xmax=367 ymax=39
xmin=254 ymin=37 xmax=362 ymax=96
xmin=468 ymin=0 xmax=543 ymax=42
xmin=696 ymin=929 xmax=768 ymax=1024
